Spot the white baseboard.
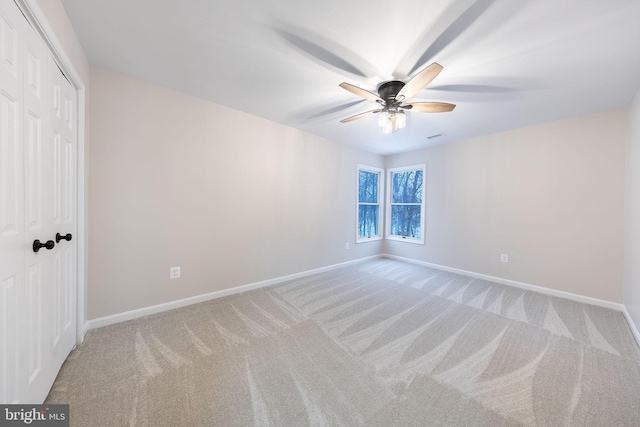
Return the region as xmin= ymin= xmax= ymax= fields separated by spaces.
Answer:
xmin=382 ymin=253 xmax=624 ymax=311
xmin=621 ymin=306 xmax=640 ymax=348
xmin=85 ymin=255 xmax=379 ymax=331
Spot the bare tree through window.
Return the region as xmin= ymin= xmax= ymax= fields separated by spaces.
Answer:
xmin=388 ymin=165 xmax=425 ymax=242
xmin=357 ymin=166 xmax=382 ymax=241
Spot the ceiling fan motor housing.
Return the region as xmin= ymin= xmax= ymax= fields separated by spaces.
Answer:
xmin=378 ymin=81 xmax=405 ymax=103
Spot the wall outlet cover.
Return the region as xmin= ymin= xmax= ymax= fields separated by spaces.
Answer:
xmin=170 ymin=266 xmax=181 ymax=279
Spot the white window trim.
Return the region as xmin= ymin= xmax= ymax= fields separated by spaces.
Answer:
xmin=356 ymin=164 xmax=384 ymax=243
xmin=386 ymin=164 xmax=426 ymax=245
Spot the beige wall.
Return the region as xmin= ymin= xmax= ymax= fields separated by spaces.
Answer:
xmin=624 ymin=87 xmax=640 ymax=331
xmin=88 ymin=65 xmax=383 ymax=319
xmin=89 ymin=63 xmax=628 ymax=319
xmin=385 ymin=109 xmax=627 ymax=302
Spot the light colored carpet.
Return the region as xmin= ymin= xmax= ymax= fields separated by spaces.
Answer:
xmin=46 ymin=258 xmax=640 ymax=426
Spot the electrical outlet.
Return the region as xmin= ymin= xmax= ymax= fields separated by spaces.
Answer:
xmin=170 ymin=266 xmax=181 ymax=279
xmin=500 ymin=254 xmax=509 ymax=263
xmin=345 ymin=242 xmax=350 ymax=249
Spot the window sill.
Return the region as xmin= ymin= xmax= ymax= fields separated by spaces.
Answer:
xmin=386 ymin=235 xmax=424 ymax=245
xmin=356 ymin=236 xmax=383 ymax=244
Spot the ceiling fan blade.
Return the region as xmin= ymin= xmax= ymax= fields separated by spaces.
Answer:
xmin=406 ymin=102 xmax=456 ymax=113
xmin=397 ymin=62 xmax=443 ymax=101
xmin=340 ymin=109 xmax=380 ymax=123
xmin=339 ymin=83 xmax=383 ymax=103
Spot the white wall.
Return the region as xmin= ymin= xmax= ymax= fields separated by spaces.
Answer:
xmin=385 ymin=109 xmax=627 ymax=302
xmin=88 ymin=65 xmax=383 ymax=320
xmin=624 ymin=87 xmax=640 ymax=334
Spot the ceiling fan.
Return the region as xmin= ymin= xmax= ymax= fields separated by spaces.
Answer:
xmin=339 ymin=62 xmax=456 ymax=133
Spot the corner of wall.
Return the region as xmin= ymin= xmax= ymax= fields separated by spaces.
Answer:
xmin=622 ymin=85 xmax=640 ymax=347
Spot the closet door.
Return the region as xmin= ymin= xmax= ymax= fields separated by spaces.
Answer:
xmin=0 ymin=0 xmax=77 ymax=404
xmin=49 ymin=55 xmax=77 ymax=381
xmin=0 ymin=0 xmax=27 ymax=404
xmin=20 ymin=3 xmax=56 ymax=403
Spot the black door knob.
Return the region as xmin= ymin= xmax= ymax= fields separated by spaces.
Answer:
xmin=33 ymin=240 xmax=55 ymax=253
xmin=56 ymin=233 xmax=72 ymax=243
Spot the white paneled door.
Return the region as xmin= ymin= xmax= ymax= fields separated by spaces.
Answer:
xmin=1 ymin=0 xmax=77 ymax=403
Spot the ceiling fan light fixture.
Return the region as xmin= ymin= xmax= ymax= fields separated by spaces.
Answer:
xmin=378 ymin=110 xmax=405 ymax=134
xmin=382 ymin=115 xmax=394 ymax=134
xmin=396 ymin=111 xmax=406 ymax=129
xmin=378 ymin=111 xmax=389 ymax=127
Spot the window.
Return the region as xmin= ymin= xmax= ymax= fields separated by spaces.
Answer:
xmin=357 ymin=165 xmax=383 ymax=242
xmin=386 ymin=164 xmax=426 ymax=244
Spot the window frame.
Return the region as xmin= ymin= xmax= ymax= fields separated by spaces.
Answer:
xmin=356 ymin=164 xmax=384 ymax=243
xmin=385 ymin=164 xmax=426 ymax=245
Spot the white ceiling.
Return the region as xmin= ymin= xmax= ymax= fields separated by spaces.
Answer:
xmin=60 ymin=0 xmax=640 ymax=155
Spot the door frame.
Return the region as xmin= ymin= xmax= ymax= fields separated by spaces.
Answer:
xmin=14 ymin=0 xmax=86 ymax=344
